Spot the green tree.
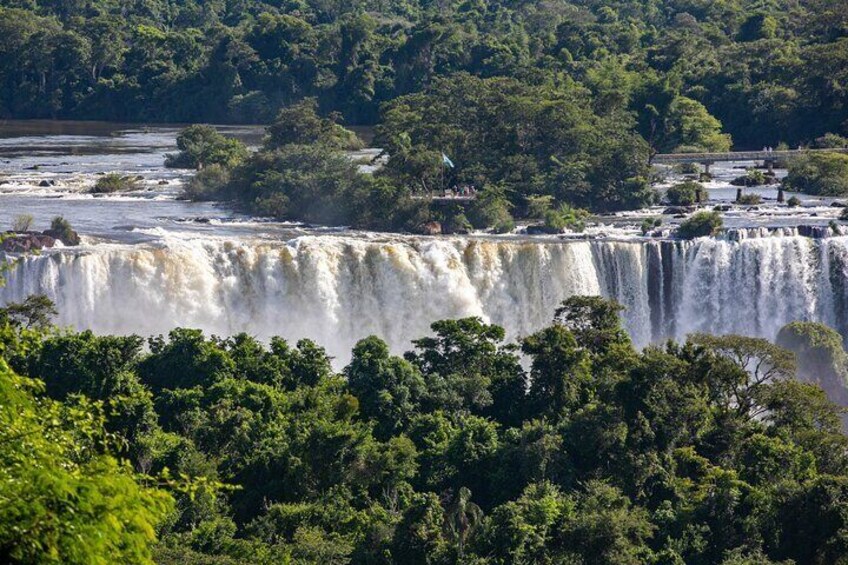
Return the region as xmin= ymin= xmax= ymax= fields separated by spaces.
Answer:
xmin=0 ymin=359 xmax=172 ymax=564
xmin=166 ymin=125 xmax=248 ymax=170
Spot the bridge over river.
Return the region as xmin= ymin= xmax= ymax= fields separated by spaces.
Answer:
xmin=652 ymin=148 xmax=848 ymax=173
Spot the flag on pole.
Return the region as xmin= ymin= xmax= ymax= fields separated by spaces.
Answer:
xmin=442 ymin=153 xmax=455 ymax=168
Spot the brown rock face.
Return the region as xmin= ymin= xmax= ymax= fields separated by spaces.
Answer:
xmin=416 ymin=221 xmax=443 ymax=235
xmin=1 ymin=232 xmax=57 ymax=253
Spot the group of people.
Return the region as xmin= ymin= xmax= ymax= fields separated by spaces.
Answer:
xmin=443 ymin=185 xmax=477 ymax=197
xmin=762 ymin=146 xmax=776 ymax=153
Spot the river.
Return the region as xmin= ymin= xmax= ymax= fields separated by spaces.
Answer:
xmin=1 ymin=120 xmax=847 ymax=361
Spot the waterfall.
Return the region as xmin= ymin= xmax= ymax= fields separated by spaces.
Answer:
xmin=3 ymin=234 xmax=848 ymax=361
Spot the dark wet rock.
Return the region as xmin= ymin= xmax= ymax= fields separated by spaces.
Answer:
xmin=798 ymin=225 xmax=832 ymax=238
xmin=663 ymin=206 xmax=695 ymax=215
xmin=38 ymin=180 xmax=56 ymax=187
xmin=713 ymin=205 xmax=733 ymax=212
xmin=831 ymin=202 xmax=847 ymax=208
xmin=44 ymin=227 xmax=81 ymax=246
xmin=1 ymin=232 xmax=57 ymax=253
xmin=526 ymin=224 xmax=559 ymax=235
xmin=158 ymin=180 xmax=169 ymax=185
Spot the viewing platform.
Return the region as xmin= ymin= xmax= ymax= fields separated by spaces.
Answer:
xmin=652 ymin=148 xmax=848 ymax=173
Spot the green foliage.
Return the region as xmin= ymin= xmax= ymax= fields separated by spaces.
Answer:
xmin=91 ymin=173 xmax=141 ymax=194
xmin=664 ymin=96 xmax=733 ymax=153
xmin=738 ymin=193 xmax=763 ymax=205
xmin=732 ymin=169 xmax=768 ymax=187
xmin=0 ymin=359 xmax=173 ymax=564
xmin=0 ymin=0 xmax=840 ymax=154
xmin=666 ymin=181 xmax=703 ymax=205
xmin=543 ymin=204 xmax=590 ymax=233
xmin=266 ymin=98 xmax=362 ymax=150
xmin=787 ymin=195 xmax=801 ymax=207
xmin=776 ymin=321 xmax=848 ymax=407
xmin=640 ymin=217 xmax=662 ymax=235
xmin=184 ymin=164 xmax=231 ymax=201
xmin=467 ymin=186 xmax=515 ymax=233
xmin=0 ymin=293 xmax=847 ymax=562
xmin=814 ymin=133 xmax=848 ymax=149
xmin=46 ymin=216 xmax=79 ymax=246
xmin=378 ymin=73 xmax=654 ymax=213
xmin=166 ymin=126 xmax=248 ymax=170
xmin=11 ymin=214 xmax=33 ymax=232
xmin=677 ymin=211 xmax=723 ymax=239
xmin=229 ymin=143 xmax=413 ymax=228
xmin=785 ymin=152 xmax=848 ymax=196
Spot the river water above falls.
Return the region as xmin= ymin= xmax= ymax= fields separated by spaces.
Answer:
xmin=2 ymin=121 xmax=848 ymax=361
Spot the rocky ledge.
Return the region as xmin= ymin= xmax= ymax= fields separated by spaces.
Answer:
xmin=1 ymin=227 xmax=80 ymax=253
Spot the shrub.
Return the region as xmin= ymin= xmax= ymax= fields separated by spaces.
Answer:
xmin=543 ymin=204 xmax=589 ymax=233
xmin=468 ymin=186 xmax=514 ymax=232
xmin=444 ymin=213 xmax=472 ymax=234
xmin=737 ymin=193 xmax=762 ymax=205
xmin=677 ymin=211 xmax=722 ymax=239
xmin=184 ymin=165 xmax=230 ymax=201
xmin=673 ymin=163 xmax=700 ymax=175
xmin=47 ymin=216 xmax=80 ymax=246
xmin=11 ymin=214 xmax=34 ymax=232
xmin=665 ymin=181 xmax=703 ymax=205
xmin=814 ymin=133 xmax=848 ymax=149
xmin=787 ymin=196 xmax=801 ymax=207
xmin=91 ymin=173 xmax=140 ymax=194
xmin=784 ymin=152 xmax=848 ymax=196
xmin=266 ymin=98 xmax=363 ymax=151
xmin=640 ymin=217 xmax=662 ymax=235
xmin=525 ymin=195 xmax=554 ymax=219
xmin=731 ymin=169 xmax=767 ymax=187
xmin=165 ymin=125 xmax=248 ymax=170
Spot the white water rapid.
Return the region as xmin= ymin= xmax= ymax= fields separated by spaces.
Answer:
xmin=3 ymin=233 xmax=848 ymax=361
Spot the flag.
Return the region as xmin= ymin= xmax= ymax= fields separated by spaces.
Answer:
xmin=442 ymin=153 xmax=455 ymax=168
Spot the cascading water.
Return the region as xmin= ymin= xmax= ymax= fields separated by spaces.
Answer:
xmin=3 ymin=233 xmax=848 ymax=361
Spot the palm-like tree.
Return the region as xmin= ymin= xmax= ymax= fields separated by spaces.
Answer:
xmin=443 ymin=486 xmax=483 ymax=555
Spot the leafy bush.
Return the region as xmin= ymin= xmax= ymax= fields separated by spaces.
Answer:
xmin=640 ymin=217 xmax=662 ymax=235
xmin=266 ymin=98 xmax=363 ymax=150
xmin=47 ymin=216 xmax=80 ymax=246
xmin=165 ymin=125 xmax=248 ymax=170
xmin=91 ymin=173 xmax=141 ymax=194
xmin=184 ymin=165 xmax=230 ymax=201
xmin=665 ymin=181 xmax=703 ymax=205
xmin=543 ymin=204 xmax=589 ymax=233
xmin=677 ymin=211 xmax=723 ymax=239
xmin=467 ymin=186 xmax=515 ymax=233
xmin=814 ymin=133 xmax=848 ymax=149
xmin=731 ymin=169 xmax=767 ymax=187
xmin=785 ymin=153 xmax=848 ymax=196
xmin=737 ymin=193 xmax=763 ymax=205
xmin=443 ymin=213 xmax=473 ymax=234
xmin=11 ymin=214 xmax=33 ymax=232
xmin=673 ymin=163 xmax=701 ymax=175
